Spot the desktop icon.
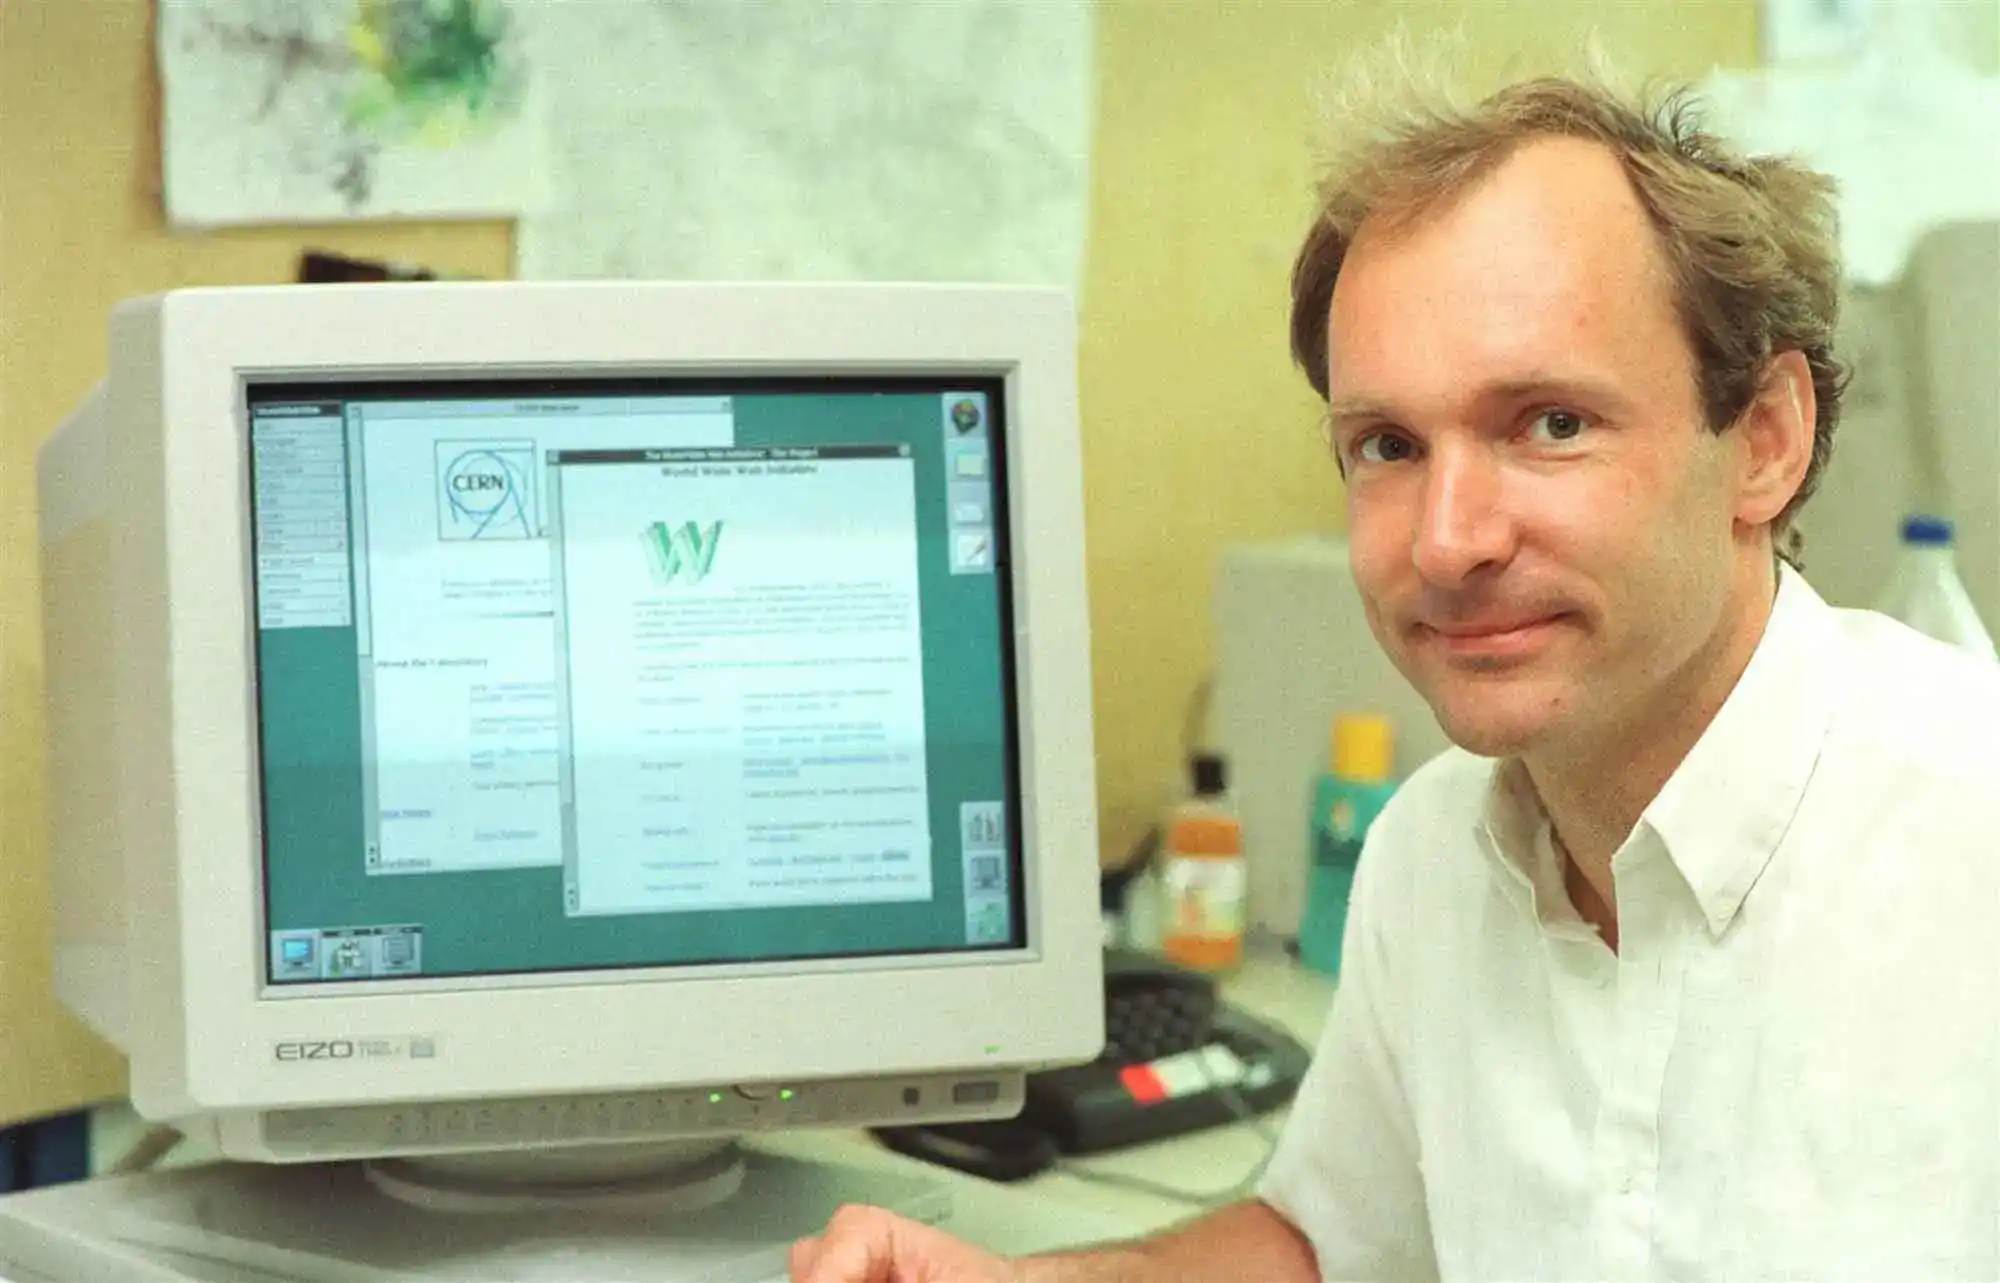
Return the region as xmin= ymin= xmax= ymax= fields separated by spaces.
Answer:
xmin=272 ymin=932 xmax=320 ymax=980
xmin=961 ymin=801 xmax=1005 ymax=850
xmin=966 ymin=900 xmax=1010 ymax=944
xmin=952 ymin=530 xmax=992 ymax=574
xmin=325 ymin=937 xmax=374 ymax=979
xmin=378 ymin=930 xmax=423 ymax=976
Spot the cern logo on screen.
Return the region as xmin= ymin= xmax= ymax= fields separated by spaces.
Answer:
xmin=435 ymin=441 xmax=538 ymax=541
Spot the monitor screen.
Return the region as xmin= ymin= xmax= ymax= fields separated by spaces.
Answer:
xmin=247 ymin=376 xmax=1023 ymax=989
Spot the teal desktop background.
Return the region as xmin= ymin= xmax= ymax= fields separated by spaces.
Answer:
xmin=253 ymin=380 xmax=1018 ymax=983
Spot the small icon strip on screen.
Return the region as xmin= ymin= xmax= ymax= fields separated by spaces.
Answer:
xmin=942 ymin=392 xmax=994 ymax=577
xmin=959 ymin=800 xmax=1010 ymax=945
xmin=270 ymin=924 xmax=424 ymax=983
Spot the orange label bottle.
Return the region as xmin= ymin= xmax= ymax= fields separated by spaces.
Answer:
xmin=1159 ymin=754 xmax=1246 ymax=973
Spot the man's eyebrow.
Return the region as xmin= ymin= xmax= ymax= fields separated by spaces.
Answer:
xmin=1479 ymin=372 xmax=1633 ymax=413
xmin=1324 ymin=395 xmax=1398 ymax=427
xmin=1325 ymin=372 xmax=1633 ymax=429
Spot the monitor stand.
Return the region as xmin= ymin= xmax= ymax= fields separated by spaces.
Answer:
xmin=0 ymin=1141 xmax=954 ymax=1282
xmin=363 ymin=1137 xmax=751 ymax=1216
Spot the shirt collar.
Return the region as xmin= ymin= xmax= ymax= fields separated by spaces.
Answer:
xmin=1645 ymin=564 xmax=1834 ymax=934
xmin=1477 ymin=564 xmax=1836 ymax=936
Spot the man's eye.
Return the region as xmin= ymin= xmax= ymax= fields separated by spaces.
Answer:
xmin=1527 ymin=409 xmax=1589 ymax=443
xmin=1356 ymin=432 xmax=1415 ymax=464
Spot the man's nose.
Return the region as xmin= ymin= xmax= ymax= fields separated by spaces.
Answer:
xmin=1412 ymin=446 xmax=1514 ymax=587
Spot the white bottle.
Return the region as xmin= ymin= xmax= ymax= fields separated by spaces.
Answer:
xmin=1873 ymin=515 xmax=1999 ymax=661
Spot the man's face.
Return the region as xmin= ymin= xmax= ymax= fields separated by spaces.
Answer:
xmin=1327 ymin=137 xmax=1751 ymax=761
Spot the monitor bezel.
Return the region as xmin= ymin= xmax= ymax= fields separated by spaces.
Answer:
xmin=124 ymin=282 xmax=1102 ymax=1117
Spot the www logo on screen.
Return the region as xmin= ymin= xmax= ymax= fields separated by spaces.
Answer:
xmin=644 ymin=520 xmax=724 ymax=586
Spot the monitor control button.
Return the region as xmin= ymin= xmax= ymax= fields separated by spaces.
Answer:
xmin=735 ymin=1084 xmax=776 ymax=1101
xmin=952 ymin=1080 xmax=1003 ymax=1105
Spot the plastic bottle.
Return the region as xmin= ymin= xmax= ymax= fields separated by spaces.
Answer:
xmin=1159 ymin=753 xmax=1247 ymax=974
xmin=1298 ymin=713 xmax=1398 ymax=975
xmin=1873 ymin=514 xmax=1998 ymax=661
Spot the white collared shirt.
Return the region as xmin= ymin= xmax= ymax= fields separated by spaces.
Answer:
xmin=1259 ymin=568 xmax=2000 ymax=1281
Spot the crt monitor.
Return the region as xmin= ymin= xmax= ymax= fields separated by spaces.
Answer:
xmin=35 ymin=282 xmax=1103 ymax=1208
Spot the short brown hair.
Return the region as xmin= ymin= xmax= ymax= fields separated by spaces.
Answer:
xmin=1290 ymin=64 xmax=1851 ymax=566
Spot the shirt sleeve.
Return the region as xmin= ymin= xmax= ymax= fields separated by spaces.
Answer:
xmin=1256 ymin=816 xmax=1437 ymax=1282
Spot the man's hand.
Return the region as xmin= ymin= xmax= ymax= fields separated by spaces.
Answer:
xmin=790 ymin=1194 xmax=1314 ymax=1283
xmin=789 ymin=1204 xmax=1020 ymax=1283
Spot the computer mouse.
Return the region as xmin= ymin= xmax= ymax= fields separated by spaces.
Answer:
xmin=870 ymin=1117 xmax=1060 ymax=1183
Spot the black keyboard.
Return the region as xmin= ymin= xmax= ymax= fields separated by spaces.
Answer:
xmin=1014 ymin=952 xmax=1313 ymax=1155
xmin=1102 ymin=977 xmax=1216 ymax=1063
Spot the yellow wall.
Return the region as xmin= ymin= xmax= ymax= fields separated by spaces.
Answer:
xmin=0 ymin=1 xmax=1753 ymax=1125
xmin=0 ymin=4 xmax=514 ymax=1125
xmin=1077 ymin=0 xmax=1756 ymax=860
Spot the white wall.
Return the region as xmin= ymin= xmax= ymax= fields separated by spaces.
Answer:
xmin=1795 ymin=219 xmax=2000 ymax=632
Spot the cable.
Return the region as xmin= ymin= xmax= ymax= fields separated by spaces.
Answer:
xmin=105 ymin=1125 xmax=182 ymax=1176
xmin=1181 ymin=669 xmax=1216 ymax=759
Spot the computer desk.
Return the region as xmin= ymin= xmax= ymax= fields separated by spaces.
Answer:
xmin=0 ymin=954 xmax=1334 ymax=1276
xmin=764 ymin=950 xmax=1336 ymax=1255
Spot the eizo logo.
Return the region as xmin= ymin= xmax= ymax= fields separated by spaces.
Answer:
xmin=274 ymin=1040 xmax=354 ymax=1062
xmin=644 ymin=520 xmax=723 ymax=586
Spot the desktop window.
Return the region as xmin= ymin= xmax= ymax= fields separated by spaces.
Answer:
xmin=246 ymin=376 xmax=1023 ymax=987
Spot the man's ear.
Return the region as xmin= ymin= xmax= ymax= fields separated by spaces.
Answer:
xmin=1734 ymin=349 xmax=1817 ymax=530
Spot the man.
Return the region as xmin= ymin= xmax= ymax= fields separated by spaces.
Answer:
xmin=792 ymin=65 xmax=2000 ymax=1283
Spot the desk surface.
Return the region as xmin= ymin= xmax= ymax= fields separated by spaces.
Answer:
xmin=773 ymin=951 xmax=1335 ymax=1252
xmin=0 ymin=953 xmax=1335 ymax=1276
